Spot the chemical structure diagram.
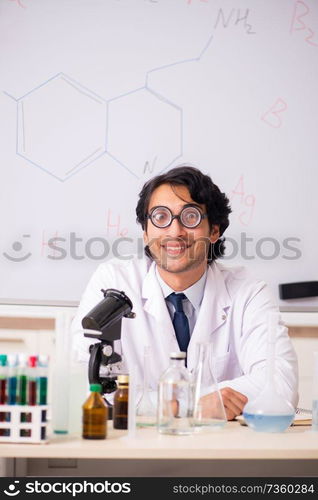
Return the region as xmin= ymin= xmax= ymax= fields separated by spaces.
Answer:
xmin=5 ymin=71 xmax=185 ymax=182
xmin=4 ymin=8 xmax=255 ymax=182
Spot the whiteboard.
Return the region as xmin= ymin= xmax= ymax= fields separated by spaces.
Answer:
xmin=0 ymin=0 xmax=317 ymax=308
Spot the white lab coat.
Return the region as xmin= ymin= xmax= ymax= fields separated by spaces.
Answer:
xmin=71 ymin=255 xmax=299 ymax=407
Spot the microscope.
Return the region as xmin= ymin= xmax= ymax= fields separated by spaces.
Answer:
xmin=82 ymin=288 xmax=135 ymax=406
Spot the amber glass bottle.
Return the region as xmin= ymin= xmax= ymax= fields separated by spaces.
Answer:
xmin=82 ymin=383 xmax=108 ymax=439
xmin=113 ymin=375 xmax=129 ymax=429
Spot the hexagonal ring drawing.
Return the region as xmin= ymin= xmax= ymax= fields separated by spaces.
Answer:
xmin=106 ymin=87 xmax=182 ymax=178
xmin=16 ymin=73 xmax=107 ymax=182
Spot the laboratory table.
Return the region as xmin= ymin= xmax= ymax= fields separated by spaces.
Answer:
xmin=0 ymin=421 xmax=317 ymax=477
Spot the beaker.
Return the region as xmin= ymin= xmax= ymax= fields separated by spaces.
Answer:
xmin=191 ymin=342 xmax=227 ymax=431
xmin=312 ymin=351 xmax=318 ymax=432
xmin=243 ymin=312 xmax=295 ymax=432
xmin=136 ymin=346 xmax=156 ymax=428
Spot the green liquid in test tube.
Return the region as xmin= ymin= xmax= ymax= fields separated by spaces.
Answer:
xmin=38 ymin=355 xmax=49 ymax=405
xmin=17 ymin=354 xmax=27 ymax=405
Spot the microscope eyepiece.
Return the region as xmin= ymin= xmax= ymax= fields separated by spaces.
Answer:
xmin=82 ymin=288 xmax=134 ymax=341
xmin=101 ymin=288 xmax=133 ymax=314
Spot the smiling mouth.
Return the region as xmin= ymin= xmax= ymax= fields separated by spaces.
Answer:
xmin=161 ymin=241 xmax=192 ymax=256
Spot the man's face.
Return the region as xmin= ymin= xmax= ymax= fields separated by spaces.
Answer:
xmin=143 ymin=183 xmax=220 ymax=275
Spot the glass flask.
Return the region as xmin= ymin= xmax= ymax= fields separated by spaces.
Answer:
xmin=157 ymin=352 xmax=194 ymax=436
xmin=136 ymin=346 xmax=156 ymax=428
xmin=243 ymin=312 xmax=295 ymax=432
xmin=191 ymin=342 xmax=226 ymax=431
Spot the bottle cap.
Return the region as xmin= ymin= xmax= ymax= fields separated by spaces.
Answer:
xmin=28 ymin=355 xmax=38 ymax=368
xmin=7 ymin=354 xmax=18 ymax=367
xmin=117 ymin=374 xmax=129 ymax=384
xmin=38 ymin=354 xmax=49 ymax=367
xmin=90 ymin=383 xmax=102 ymax=392
xmin=0 ymin=354 xmax=7 ymax=366
xmin=18 ymin=353 xmax=27 ymax=367
xmin=170 ymin=352 xmax=186 ymax=359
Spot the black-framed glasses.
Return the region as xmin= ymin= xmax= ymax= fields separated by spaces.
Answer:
xmin=146 ymin=205 xmax=208 ymax=229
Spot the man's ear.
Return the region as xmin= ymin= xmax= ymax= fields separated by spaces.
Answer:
xmin=210 ymin=225 xmax=220 ymax=243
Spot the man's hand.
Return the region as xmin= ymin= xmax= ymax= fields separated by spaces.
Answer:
xmin=200 ymin=387 xmax=248 ymax=421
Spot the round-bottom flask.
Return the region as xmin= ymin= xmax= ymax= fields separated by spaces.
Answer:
xmin=243 ymin=386 xmax=295 ymax=432
xmin=243 ymin=312 xmax=295 ymax=432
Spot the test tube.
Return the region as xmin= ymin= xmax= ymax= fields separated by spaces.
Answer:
xmin=0 ymin=355 xmax=7 ymax=405
xmin=37 ymin=354 xmax=49 ymax=405
xmin=312 ymin=351 xmax=318 ymax=432
xmin=17 ymin=353 xmax=27 ymax=405
xmin=27 ymin=355 xmax=38 ymax=406
xmin=0 ymin=355 xmax=8 ymax=436
xmin=7 ymin=354 xmax=18 ymax=405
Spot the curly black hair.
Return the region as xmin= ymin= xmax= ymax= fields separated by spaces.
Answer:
xmin=136 ymin=165 xmax=231 ymax=263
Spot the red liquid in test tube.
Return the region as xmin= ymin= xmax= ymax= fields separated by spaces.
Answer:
xmin=0 ymin=379 xmax=6 ymax=405
xmin=27 ymin=355 xmax=38 ymax=406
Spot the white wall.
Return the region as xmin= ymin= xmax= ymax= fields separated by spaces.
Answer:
xmin=1 ymin=0 xmax=318 ymax=307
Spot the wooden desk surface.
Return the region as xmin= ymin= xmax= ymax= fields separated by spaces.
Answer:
xmin=0 ymin=422 xmax=317 ymax=461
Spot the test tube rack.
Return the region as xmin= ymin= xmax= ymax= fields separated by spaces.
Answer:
xmin=0 ymin=405 xmax=49 ymax=444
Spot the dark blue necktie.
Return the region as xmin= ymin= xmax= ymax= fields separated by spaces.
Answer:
xmin=167 ymin=293 xmax=190 ymax=354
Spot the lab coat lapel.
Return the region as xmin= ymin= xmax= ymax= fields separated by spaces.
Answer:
xmin=141 ymin=261 xmax=176 ymax=342
xmin=187 ymin=263 xmax=231 ymax=368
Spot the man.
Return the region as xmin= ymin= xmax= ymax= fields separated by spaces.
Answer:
xmin=72 ymin=166 xmax=298 ymax=420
